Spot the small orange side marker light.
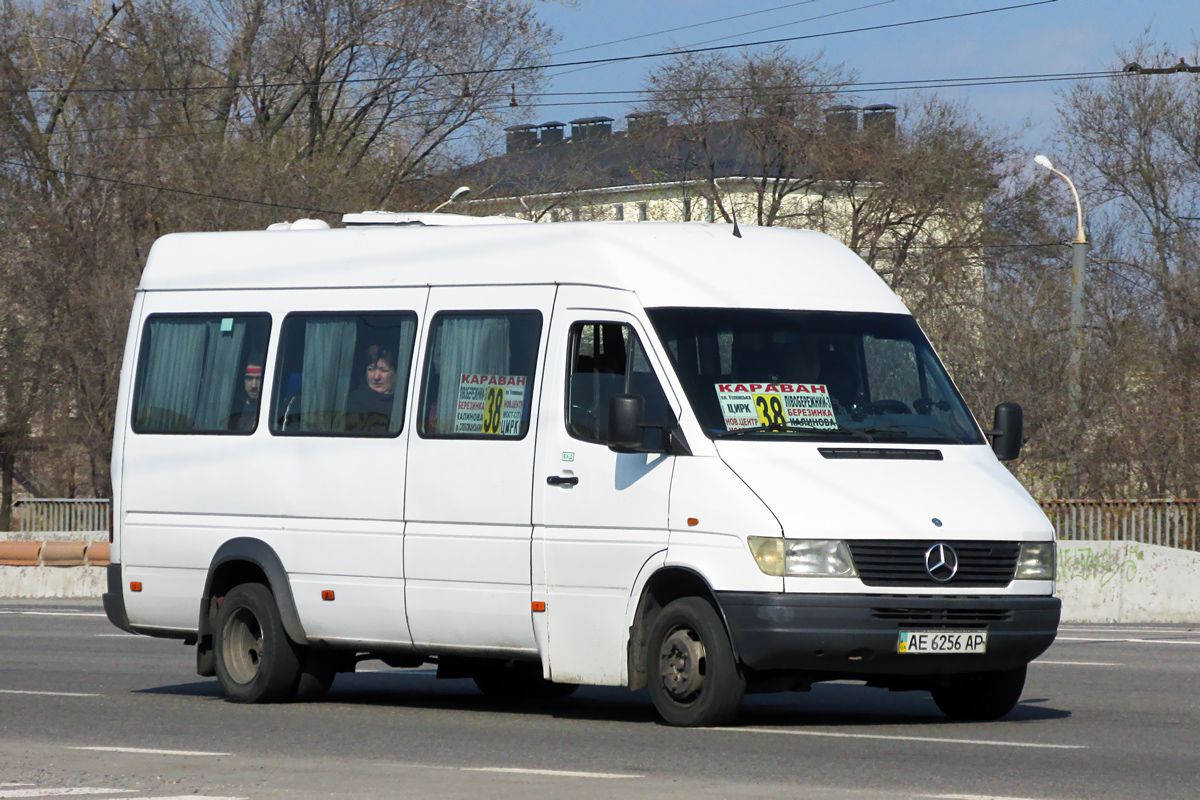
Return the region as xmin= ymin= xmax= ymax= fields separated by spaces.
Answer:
xmin=321 ymin=590 xmax=335 ymax=601
xmin=531 ymin=601 xmax=546 ymax=612
xmin=687 ymin=517 xmax=699 ymax=527
xmin=129 ymin=582 xmax=142 ymax=592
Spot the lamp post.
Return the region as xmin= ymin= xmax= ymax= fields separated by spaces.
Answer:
xmin=432 ymin=185 xmax=471 ymax=213
xmin=1034 ymin=154 xmax=1088 ymax=496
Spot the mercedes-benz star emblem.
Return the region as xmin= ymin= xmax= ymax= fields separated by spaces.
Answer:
xmin=924 ymin=543 xmax=958 ymax=582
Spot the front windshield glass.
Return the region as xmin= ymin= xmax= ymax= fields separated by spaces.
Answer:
xmin=647 ymin=308 xmax=983 ymax=445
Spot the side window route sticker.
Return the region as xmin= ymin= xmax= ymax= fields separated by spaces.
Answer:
xmin=455 ymin=373 xmax=527 ymax=435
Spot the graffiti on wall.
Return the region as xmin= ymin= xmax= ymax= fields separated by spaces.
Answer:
xmin=1058 ymin=545 xmax=1144 ymax=587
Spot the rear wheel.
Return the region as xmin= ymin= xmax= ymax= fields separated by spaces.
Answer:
xmin=931 ymin=665 xmax=1027 ymax=721
xmin=214 ymin=583 xmax=301 ymax=703
xmin=646 ymin=597 xmax=745 ymax=727
xmin=473 ymin=661 xmax=578 ymax=699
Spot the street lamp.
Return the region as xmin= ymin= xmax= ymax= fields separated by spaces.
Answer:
xmin=1034 ymin=154 xmax=1088 ymax=496
xmin=431 ymin=185 xmax=471 ymax=213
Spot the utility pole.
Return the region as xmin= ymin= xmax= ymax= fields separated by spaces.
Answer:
xmin=1035 ymin=155 xmax=1088 ymax=496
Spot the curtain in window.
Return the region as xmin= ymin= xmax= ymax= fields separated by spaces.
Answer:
xmin=390 ymin=320 xmax=417 ymax=433
xmin=193 ymin=321 xmax=247 ymax=429
xmin=432 ymin=317 xmax=511 ymax=433
xmin=135 ymin=320 xmax=210 ymax=430
xmin=300 ymin=319 xmax=357 ymax=432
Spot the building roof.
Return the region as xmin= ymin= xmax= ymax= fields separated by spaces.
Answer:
xmin=139 ymin=221 xmax=908 ymax=315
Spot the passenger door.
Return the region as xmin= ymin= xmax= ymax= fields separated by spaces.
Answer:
xmin=533 ymin=287 xmax=680 ymax=684
xmin=404 ymin=285 xmax=556 ymax=654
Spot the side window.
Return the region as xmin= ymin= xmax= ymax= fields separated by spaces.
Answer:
xmin=419 ymin=311 xmax=543 ymax=439
xmin=132 ymin=314 xmax=271 ymax=434
xmin=567 ymin=321 xmax=670 ymax=445
xmin=270 ymin=312 xmax=417 ymax=437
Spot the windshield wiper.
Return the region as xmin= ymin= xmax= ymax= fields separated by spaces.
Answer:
xmin=714 ymin=424 xmax=873 ymax=442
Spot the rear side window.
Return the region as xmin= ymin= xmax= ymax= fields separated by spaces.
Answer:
xmin=419 ymin=311 xmax=543 ymax=439
xmin=270 ymin=312 xmax=417 ymax=437
xmin=132 ymin=314 xmax=272 ymax=434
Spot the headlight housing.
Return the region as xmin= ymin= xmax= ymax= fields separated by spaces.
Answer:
xmin=1015 ymin=541 xmax=1056 ymax=580
xmin=748 ymin=537 xmax=857 ymax=578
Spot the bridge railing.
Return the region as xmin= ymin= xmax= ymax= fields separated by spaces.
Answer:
xmin=1040 ymin=499 xmax=1199 ymax=552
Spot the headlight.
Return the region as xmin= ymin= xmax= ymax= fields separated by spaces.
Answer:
xmin=1015 ymin=541 xmax=1055 ymax=580
xmin=748 ymin=537 xmax=857 ymax=578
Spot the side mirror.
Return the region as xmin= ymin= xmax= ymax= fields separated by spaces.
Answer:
xmin=989 ymin=402 xmax=1023 ymax=461
xmin=608 ymin=394 xmax=645 ymax=453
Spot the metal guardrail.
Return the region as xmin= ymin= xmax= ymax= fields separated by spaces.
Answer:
xmin=7 ymin=497 xmax=1199 ymax=552
xmin=13 ymin=498 xmax=111 ymax=535
xmin=1040 ymin=499 xmax=1199 ymax=552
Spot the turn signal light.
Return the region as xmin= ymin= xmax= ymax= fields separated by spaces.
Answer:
xmin=321 ymin=590 xmax=335 ymax=601
xmin=129 ymin=582 xmax=142 ymax=592
xmin=687 ymin=518 xmax=699 ymax=527
xmin=531 ymin=601 xmax=546 ymax=612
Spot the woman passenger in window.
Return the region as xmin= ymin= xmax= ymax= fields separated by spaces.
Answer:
xmin=346 ymin=345 xmax=397 ymax=434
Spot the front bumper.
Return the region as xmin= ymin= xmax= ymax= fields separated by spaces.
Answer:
xmin=717 ymin=592 xmax=1060 ymax=677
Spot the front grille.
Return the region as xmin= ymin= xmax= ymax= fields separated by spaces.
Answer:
xmin=870 ymin=607 xmax=1014 ymax=628
xmin=847 ymin=540 xmax=1019 ymax=587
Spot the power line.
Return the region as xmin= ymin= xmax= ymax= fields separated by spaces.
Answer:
xmin=551 ymin=0 xmax=823 ymax=56
xmin=0 ymin=159 xmax=343 ymax=215
xmin=16 ymin=1 xmax=1060 ymax=96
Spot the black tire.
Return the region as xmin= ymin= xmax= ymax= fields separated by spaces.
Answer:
xmin=293 ymin=649 xmax=337 ymax=702
xmin=473 ymin=661 xmax=578 ymax=699
xmin=646 ymin=597 xmax=745 ymax=727
xmin=931 ymin=665 xmax=1027 ymax=721
xmin=213 ymin=582 xmax=301 ymax=703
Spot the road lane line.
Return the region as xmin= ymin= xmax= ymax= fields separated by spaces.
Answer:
xmin=0 ymin=690 xmax=101 ymax=697
xmin=1034 ymin=660 xmax=1121 ymax=666
xmin=928 ymin=795 xmax=1054 ymax=800
xmin=120 ymin=796 xmax=247 ymax=800
xmin=1057 ymin=636 xmax=1200 ymax=645
xmin=706 ymin=727 xmax=1086 ymax=749
xmin=1061 ymin=626 xmax=1200 ymax=634
xmin=461 ymin=767 xmax=642 ymax=779
xmin=0 ymin=612 xmax=106 ymax=618
xmin=70 ymin=747 xmax=229 ymax=757
xmin=0 ymin=790 xmax=134 ymax=798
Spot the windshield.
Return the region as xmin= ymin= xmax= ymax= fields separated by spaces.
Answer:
xmin=647 ymin=308 xmax=983 ymax=445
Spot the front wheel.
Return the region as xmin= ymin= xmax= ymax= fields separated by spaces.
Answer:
xmin=213 ymin=582 xmax=301 ymax=703
xmin=647 ymin=597 xmax=745 ymax=727
xmin=931 ymin=665 xmax=1027 ymax=721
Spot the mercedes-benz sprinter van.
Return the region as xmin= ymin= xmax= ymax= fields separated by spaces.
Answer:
xmin=103 ymin=216 xmax=1059 ymax=726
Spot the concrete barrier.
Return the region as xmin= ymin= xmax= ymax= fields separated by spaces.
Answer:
xmin=0 ymin=565 xmax=107 ymax=598
xmin=1058 ymin=540 xmax=1200 ymax=623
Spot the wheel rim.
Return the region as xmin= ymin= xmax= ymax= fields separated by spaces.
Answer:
xmin=658 ymin=624 xmax=707 ymax=703
xmin=223 ymin=607 xmax=264 ymax=685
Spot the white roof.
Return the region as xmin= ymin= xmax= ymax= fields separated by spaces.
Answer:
xmin=138 ymin=221 xmax=910 ymax=314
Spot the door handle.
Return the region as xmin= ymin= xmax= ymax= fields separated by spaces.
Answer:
xmin=546 ymin=475 xmax=579 ymax=486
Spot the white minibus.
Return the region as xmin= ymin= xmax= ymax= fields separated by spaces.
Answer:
xmin=103 ymin=215 xmax=1059 ymax=727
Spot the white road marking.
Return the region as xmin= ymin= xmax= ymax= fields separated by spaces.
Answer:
xmin=70 ymin=747 xmax=229 ymax=757
xmin=927 ymin=795 xmax=1054 ymax=800
xmin=0 ymin=786 xmax=34 ymax=789
xmin=120 ymin=796 xmax=247 ymax=800
xmin=1061 ymin=626 xmax=1200 ymax=634
xmin=461 ymin=767 xmax=642 ymax=779
xmin=0 ymin=790 xmax=134 ymax=798
xmin=0 ymin=690 xmax=101 ymax=697
xmin=94 ymin=634 xmax=141 ymax=638
xmin=1034 ymin=660 xmax=1121 ymax=666
xmin=708 ymin=727 xmax=1086 ymax=749
xmin=0 ymin=611 xmax=106 ymax=618
xmin=1057 ymin=636 xmax=1200 ymax=645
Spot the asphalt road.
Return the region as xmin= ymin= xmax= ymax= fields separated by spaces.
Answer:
xmin=2 ymin=599 xmax=1198 ymax=799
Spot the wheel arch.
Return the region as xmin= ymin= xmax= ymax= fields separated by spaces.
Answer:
xmin=626 ymin=565 xmax=738 ymax=691
xmin=198 ymin=538 xmax=308 ymax=648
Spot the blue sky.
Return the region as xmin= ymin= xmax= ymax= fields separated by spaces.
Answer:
xmin=521 ymin=0 xmax=1198 ymax=152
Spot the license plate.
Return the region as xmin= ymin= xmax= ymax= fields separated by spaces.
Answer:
xmin=898 ymin=630 xmax=987 ymax=654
